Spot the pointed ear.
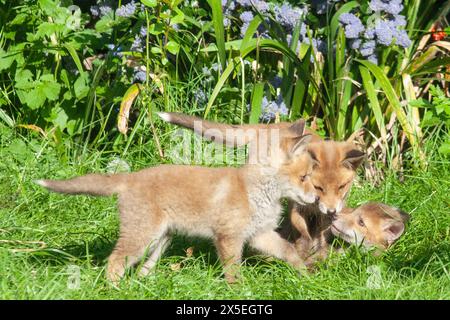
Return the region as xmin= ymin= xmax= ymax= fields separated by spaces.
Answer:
xmin=383 ymin=221 xmax=405 ymax=244
xmin=342 ymin=149 xmax=365 ymax=170
xmin=290 ymin=134 xmax=313 ymax=157
xmin=288 ymin=119 xmax=306 ymax=137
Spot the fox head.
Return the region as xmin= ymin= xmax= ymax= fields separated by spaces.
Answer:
xmin=331 ymin=202 xmax=410 ymax=250
xmin=305 ymin=140 xmax=365 ymax=214
xmin=279 ymin=133 xmax=316 ymax=206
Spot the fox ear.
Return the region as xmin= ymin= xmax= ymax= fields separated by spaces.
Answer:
xmin=342 ymin=149 xmax=365 ymax=170
xmin=383 ymin=221 xmax=405 ymax=245
xmin=288 ymin=119 xmax=306 ymax=137
xmin=290 ymin=134 xmax=313 ymax=157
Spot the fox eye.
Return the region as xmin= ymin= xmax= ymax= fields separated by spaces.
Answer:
xmin=358 ymin=218 xmax=365 ymax=227
xmin=314 ymin=185 xmax=323 ymax=192
xmin=338 ymin=183 xmax=347 ymax=190
xmin=299 ymin=175 xmax=308 ymax=182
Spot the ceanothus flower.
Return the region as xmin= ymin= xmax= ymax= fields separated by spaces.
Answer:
xmin=369 ymin=0 xmax=404 ymax=15
xmin=116 ymin=1 xmax=137 ymax=18
xmin=133 ymin=70 xmax=146 ymax=83
xmin=339 ymin=13 xmax=365 ymax=39
xmin=193 ymin=88 xmax=208 ymax=106
xmin=367 ymin=54 xmax=378 ymax=65
xmin=131 ymin=35 xmax=143 ymax=52
xmin=240 ymin=11 xmax=254 ymax=24
xmin=349 ymin=39 xmax=362 ymax=50
xmin=360 ymin=40 xmax=376 ymax=57
xmin=260 ymin=96 xmax=289 ymax=122
xmin=274 ymin=3 xmax=307 ymax=31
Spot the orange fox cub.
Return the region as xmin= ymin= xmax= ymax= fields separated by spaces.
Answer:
xmin=282 ymin=202 xmax=410 ymax=264
xmin=158 ymin=112 xmax=366 ymax=215
xmin=36 ymin=121 xmax=317 ymax=284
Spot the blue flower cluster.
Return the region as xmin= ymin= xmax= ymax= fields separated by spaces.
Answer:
xmin=260 ymin=95 xmax=289 ymax=122
xmin=338 ymin=0 xmax=411 ymax=64
xmin=116 ymin=1 xmax=137 ymax=18
xmin=90 ymin=2 xmax=113 ymax=18
xmin=133 ymin=70 xmax=146 ymax=83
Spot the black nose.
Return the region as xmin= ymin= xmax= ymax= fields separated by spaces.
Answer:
xmin=327 ymin=209 xmax=336 ymax=215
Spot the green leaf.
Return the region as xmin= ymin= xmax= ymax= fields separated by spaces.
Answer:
xmin=63 ymin=44 xmax=85 ymax=75
xmin=249 ymin=83 xmax=264 ymax=124
xmin=14 ymin=69 xmax=34 ymax=89
xmin=204 ymin=57 xmax=240 ymax=119
xmin=0 ymin=49 xmax=16 ymax=71
xmin=151 ymin=46 xmax=162 ymax=54
xmin=74 ymin=73 xmax=89 ymax=99
xmin=357 ymin=59 xmax=424 ymax=164
xmin=50 ymin=106 xmax=69 ymax=130
xmin=240 ymin=15 xmax=262 ymax=53
xmin=207 ymin=0 xmax=226 ymax=71
xmin=166 ymin=40 xmax=180 ymax=55
xmin=41 ymin=82 xmax=61 ymax=101
xmin=171 ymin=8 xmax=185 ymax=25
xmin=149 ymin=23 xmax=164 ymax=35
xmin=359 ymin=65 xmax=387 ymax=141
xmin=438 ymin=141 xmax=450 ymax=155
xmin=0 ymin=109 xmax=15 ymax=127
xmin=24 ymin=88 xmax=46 ymax=110
xmin=141 ymin=0 xmax=157 ymax=7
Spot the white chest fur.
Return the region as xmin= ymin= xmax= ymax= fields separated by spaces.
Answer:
xmin=245 ymin=170 xmax=284 ymax=238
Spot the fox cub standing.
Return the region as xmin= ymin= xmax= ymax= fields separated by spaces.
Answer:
xmin=37 ymin=120 xmax=316 ymax=283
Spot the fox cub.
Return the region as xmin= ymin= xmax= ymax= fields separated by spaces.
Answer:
xmin=158 ymin=112 xmax=366 ymax=216
xmin=280 ymin=202 xmax=410 ymax=264
xmin=37 ymin=120 xmax=317 ymax=283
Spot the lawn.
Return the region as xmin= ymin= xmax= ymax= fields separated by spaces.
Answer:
xmin=0 ymin=122 xmax=449 ymax=300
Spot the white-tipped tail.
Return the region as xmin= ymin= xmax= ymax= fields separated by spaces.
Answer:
xmin=34 ymin=179 xmax=48 ymax=187
xmin=157 ymin=112 xmax=172 ymax=122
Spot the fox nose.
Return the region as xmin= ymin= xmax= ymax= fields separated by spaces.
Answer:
xmin=327 ymin=209 xmax=336 ymax=215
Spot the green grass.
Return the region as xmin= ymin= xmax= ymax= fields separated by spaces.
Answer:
xmin=0 ymin=123 xmax=449 ymax=300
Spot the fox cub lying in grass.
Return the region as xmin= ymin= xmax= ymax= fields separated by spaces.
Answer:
xmin=280 ymin=202 xmax=410 ymax=265
xmin=37 ymin=120 xmax=316 ymax=283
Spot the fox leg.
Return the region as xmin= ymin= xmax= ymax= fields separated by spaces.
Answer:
xmin=139 ymin=235 xmax=171 ymax=277
xmin=249 ymin=229 xmax=307 ymax=272
xmin=107 ymin=201 xmax=166 ymax=284
xmin=214 ymin=235 xmax=244 ymax=284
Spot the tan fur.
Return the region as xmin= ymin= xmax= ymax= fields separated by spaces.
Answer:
xmin=158 ymin=113 xmax=365 ymax=214
xmin=37 ymin=131 xmax=316 ymax=284
xmin=279 ymin=202 xmax=410 ymax=265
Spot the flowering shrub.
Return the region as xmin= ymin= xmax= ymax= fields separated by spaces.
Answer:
xmin=0 ymin=0 xmax=448 ymax=165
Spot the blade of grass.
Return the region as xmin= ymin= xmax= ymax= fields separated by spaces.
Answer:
xmin=359 ymin=65 xmax=387 ymax=143
xmin=357 ymin=59 xmax=426 ymax=167
xmin=207 ymin=0 xmax=226 ymax=71
xmin=249 ymin=82 xmax=264 ymax=124
xmin=203 ymin=57 xmax=240 ymax=119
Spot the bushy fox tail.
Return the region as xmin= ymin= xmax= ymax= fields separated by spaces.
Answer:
xmin=157 ymin=112 xmax=270 ymax=147
xmin=35 ymin=173 xmax=124 ymax=196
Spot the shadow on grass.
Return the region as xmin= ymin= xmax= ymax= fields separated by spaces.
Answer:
xmin=387 ymin=241 xmax=450 ymax=274
xmin=25 ymin=232 xmax=280 ymax=273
